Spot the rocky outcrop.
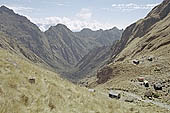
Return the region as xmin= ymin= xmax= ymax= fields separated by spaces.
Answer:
xmin=96 ymin=66 xmax=113 ymax=84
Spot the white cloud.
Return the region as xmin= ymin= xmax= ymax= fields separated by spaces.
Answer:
xmin=76 ymin=8 xmax=92 ymax=20
xmin=30 ymin=8 xmax=112 ymax=32
xmin=0 ymin=5 xmax=115 ymax=31
xmin=5 ymin=5 xmax=34 ymax=13
xmin=31 ymin=16 xmax=114 ymax=32
xmin=56 ymin=3 xmax=65 ymax=6
xmin=41 ymin=1 xmax=70 ymax=7
xmin=111 ymin=3 xmax=158 ymax=11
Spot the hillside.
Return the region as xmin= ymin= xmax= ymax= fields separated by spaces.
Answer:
xmin=94 ymin=0 xmax=170 ymax=84
xmin=1 ymin=1 xmax=170 ymax=112
xmin=0 ymin=5 xmax=123 ymax=80
xmin=44 ymin=24 xmax=89 ymax=67
xmin=1 ymin=47 xmax=168 ymax=113
xmin=69 ymin=46 xmax=112 ymax=81
xmin=88 ymin=0 xmax=170 ymax=108
xmin=45 ymin=24 xmax=123 ymax=68
xmin=0 ymin=5 xmax=54 ymax=67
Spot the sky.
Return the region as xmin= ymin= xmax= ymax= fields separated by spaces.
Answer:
xmin=0 ymin=0 xmax=163 ymax=31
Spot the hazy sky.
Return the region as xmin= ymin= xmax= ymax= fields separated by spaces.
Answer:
xmin=0 ymin=0 xmax=163 ymax=31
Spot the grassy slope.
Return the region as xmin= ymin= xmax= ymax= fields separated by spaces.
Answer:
xmin=1 ymin=48 xmax=163 ymax=113
xmin=91 ymin=1 xmax=170 ymax=89
xmin=89 ymin=4 xmax=170 ymax=109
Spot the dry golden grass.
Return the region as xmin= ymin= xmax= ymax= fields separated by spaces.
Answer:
xmin=85 ymin=13 xmax=170 ymax=113
xmin=0 ymin=48 xmax=169 ymax=113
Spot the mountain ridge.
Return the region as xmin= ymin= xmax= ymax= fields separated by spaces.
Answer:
xmin=90 ymin=0 xmax=170 ymax=89
xmin=0 ymin=5 xmax=123 ymax=80
xmin=1 ymin=2 xmax=170 ymax=112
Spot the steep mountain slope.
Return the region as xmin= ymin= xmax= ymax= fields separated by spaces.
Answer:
xmin=0 ymin=6 xmax=54 ymax=67
xmin=45 ymin=24 xmax=123 ymax=67
xmin=44 ymin=24 xmax=89 ymax=66
xmin=0 ymin=2 xmax=170 ymax=112
xmin=0 ymin=31 xmax=46 ymax=64
xmin=94 ymin=0 xmax=170 ymax=84
xmin=96 ymin=27 xmax=123 ymax=46
xmin=69 ymin=46 xmax=112 ymax=81
xmin=65 ymin=28 xmax=123 ymax=80
xmin=0 ymin=6 xmax=83 ymax=73
xmin=87 ymin=0 xmax=170 ymax=106
xmin=109 ymin=0 xmax=170 ymax=62
xmin=1 ymin=48 xmax=167 ymax=113
xmin=0 ymin=5 xmax=123 ymax=79
xmin=44 ymin=23 xmax=123 ymax=79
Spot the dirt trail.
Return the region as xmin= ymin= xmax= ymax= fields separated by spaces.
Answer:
xmin=101 ymin=90 xmax=170 ymax=110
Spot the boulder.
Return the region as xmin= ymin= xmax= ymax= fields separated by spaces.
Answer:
xmin=28 ymin=77 xmax=35 ymax=84
xmin=144 ymin=90 xmax=153 ymax=99
xmin=143 ymin=80 xmax=149 ymax=87
xmin=148 ymin=57 xmax=153 ymax=61
xmin=154 ymin=83 xmax=162 ymax=90
xmin=125 ymin=97 xmax=135 ymax=103
xmin=133 ymin=60 xmax=140 ymax=65
xmin=137 ymin=77 xmax=144 ymax=82
xmin=96 ymin=66 xmax=113 ymax=84
xmin=153 ymin=92 xmax=160 ymax=98
xmin=88 ymin=89 xmax=95 ymax=92
xmin=109 ymin=91 xmax=121 ymax=99
xmin=168 ymin=79 xmax=170 ymax=83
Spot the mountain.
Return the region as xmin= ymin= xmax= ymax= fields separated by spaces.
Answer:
xmin=0 ymin=5 xmax=123 ymax=80
xmin=0 ymin=5 xmax=53 ymax=66
xmin=44 ymin=24 xmax=88 ymax=67
xmin=65 ymin=46 xmax=112 ymax=81
xmin=76 ymin=27 xmax=123 ymax=46
xmin=0 ymin=5 xmax=75 ymax=72
xmin=93 ymin=0 xmax=170 ymax=84
xmin=45 ymin=24 xmax=123 ymax=66
xmin=45 ymin=25 xmax=123 ymax=80
xmin=86 ymin=0 xmax=170 ymax=105
xmin=0 ymin=3 xmax=169 ymax=112
xmin=3 ymin=41 xmax=169 ymax=112
xmin=108 ymin=0 xmax=170 ymax=63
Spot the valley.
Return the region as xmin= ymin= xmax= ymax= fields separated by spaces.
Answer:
xmin=0 ymin=6 xmax=123 ymax=81
xmin=0 ymin=0 xmax=170 ymax=112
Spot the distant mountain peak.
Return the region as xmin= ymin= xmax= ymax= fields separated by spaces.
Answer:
xmin=55 ymin=23 xmax=68 ymax=28
xmin=83 ymin=28 xmax=91 ymax=30
xmin=0 ymin=5 xmax=8 ymax=9
xmin=80 ymin=28 xmax=104 ymax=33
xmin=111 ymin=27 xmax=118 ymax=30
xmin=47 ymin=24 xmax=71 ymax=32
xmin=81 ymin=28 xmax=93 ymax=32
xmin=0 ymin=5 xmax=14 ymax=14
xmin=146 ymin=0 xmax=170 ymax=19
